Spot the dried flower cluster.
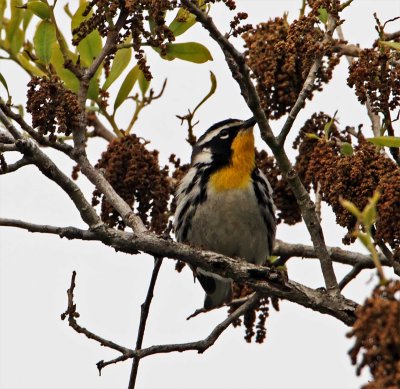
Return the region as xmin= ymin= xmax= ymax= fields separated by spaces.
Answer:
xmin=347 ymin=280 xmax=400 ymax=389
xmin=229 ymin=12 xmax=252 ymax=38
xmin=243 ymin=11 xmax=340 ymax=119
xmin=92 ymin=135 xmax=170 ymax=233
xmin=348 ymin=47 xmax=400 ymax=116
xmin=293 ymin=113 xmax=400 ymax=250
xmin=73 ymin=0 xmax=179 ymax=79
xmin=229 ymin=283 xmax=279 ymax=344
xmin=26 ymin=76 xmax=81 ymax=142
xmin=256 ymin=150 xmax=301 ymax=225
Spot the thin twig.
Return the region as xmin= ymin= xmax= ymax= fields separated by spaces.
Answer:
xmin=61 ymin=271 xmax=133 ymax=357
xmin=128 ymin=257 xmax=163 ymax=389
xmin=0 ymin=143 xmax=17 ymax=152
xmin=0 ymin=100 xmax=73 ymax=154
xmin=1 ymin=96 xmax=146 ymax=233
xmin=0 ymin=157 xmax=31 ymax=174
xmin=133 ymin=293 xmax=260 ymax=358
xmin=63 ymin=272 xmax=259 ymax=373
xmin=0 ymin=108 xmax=102 ymax=228
xmin=73 ymin=8 xmax=129 ymax=153
xmin=91 ymin=115 xmax=116 ymax=142
xmin=338 ymin=264 xmax=364 ymax=291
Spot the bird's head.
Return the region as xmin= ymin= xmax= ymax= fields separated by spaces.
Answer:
xmin=191 ymin=117 xmax=257 ymax=191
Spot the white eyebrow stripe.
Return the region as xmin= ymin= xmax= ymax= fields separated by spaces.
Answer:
xmin=196 ymin=121 xmax=242 ymax=147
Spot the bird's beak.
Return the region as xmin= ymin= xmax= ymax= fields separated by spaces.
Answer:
xmin=241 ymin=117 xmax=257 ymax=131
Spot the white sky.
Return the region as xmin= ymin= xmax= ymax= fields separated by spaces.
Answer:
xmin=1 ymin=1 xmax=399 ymax=388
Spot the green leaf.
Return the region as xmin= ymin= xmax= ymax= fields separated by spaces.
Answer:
xmin=0 ymin=0 xmax=6 ymax=30
xmin=340 ymin=142 xmax=353 ymax=156
xmin=114 ymin=65 xmax=139 ymax=111
xmin=77 ymin=30 xmax=102 ymax=66
xmin=362 ymin=191 xmax=380 ymax=229
xmin=102 ymin=47 xmax=132 ymax=90
xmin=323 ymin=110 xmax=337 ymax=139
xmin=7 ymin=0 xmax=23 ymax=42
xmin=22 ymin=6 xmax=33 ymax=30
xmin=305 ymin=133 xmax=321 ymax=140
xmin=318 ymin=7 xmax=328 ymax=24
xmin=71 ymin=2 xmax=88 ymax=31
xmin=379 ymin=41 xmax=400 ymax=51
xmin=169 ymin=8 xmax=196 ymax=37
xmin=0 ymin=72 xmax=10 ymax=99
xmin=340 ymin=198 xmax=361 ymax=219
xmin=17 ymin=52 xmax=46 ymax=76
xmin=71 ymin=2 xmax=102 ymax=67
xmin=87 ymin=77 xmax=99 ymax=100
xmin=25 ymin=1 xmax=50 ymax=19
xmin=357 ymin=231 xmax=371 ymax=249
xmin=148 ymin=15 xmax=157 ymax=34
xmin=157 ymin=42 xmax=213 ymax=63
xmin=138 ymin=68 xmax=150 ymax=95
xmin=50 ymin=44 xmax=79 ymax=92
xmin=33 ymin=20 xmax=56 ymax=64
xmin=192 ymin=71 xmax=217 ymax=116
xmin=368 ymin=136 xmax=400 ymax=148
xmin=10 ymin=27 xmax=24 ymax=54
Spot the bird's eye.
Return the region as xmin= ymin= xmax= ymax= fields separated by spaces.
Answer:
xmin=219 ymin=129 xmax=229 ymax=139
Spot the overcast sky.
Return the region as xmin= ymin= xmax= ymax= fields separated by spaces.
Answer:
xmin=1 ymin=1 xmax=399 ymax=388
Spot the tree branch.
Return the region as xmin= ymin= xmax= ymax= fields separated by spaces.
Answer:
xmin=61 ymin=271 xmax=133 ymax=357
xmin=0 ymin=216 xmax=358 ymax=325
xmin=0 ymin=108 xmax=102 ymax=228
xmin=0 ymin=100 xmax=74 ymax=154
xmin=339 ymin=264 xmax=364 ymax=291
xmin=0 ymin=143 xmax=17 ymax=152
xmin=62 ymin=270 xmax=260 ymax=373
xmin=0 ymin=100 xmax=145 ymax=233
xmin=0 ymin=157 xmax=31 ymax=174
xmin=133 ymin=293 xmax=260 ymax=358
xmin=90 ymin=115 xmax=116 ymax=142
xmin=73 ymin=8 xmax=129 ymax=153
xmin=128 ymin=257 xmax=163 ymax=389
xmin=0 ymin=218 xmax=389 ymax=271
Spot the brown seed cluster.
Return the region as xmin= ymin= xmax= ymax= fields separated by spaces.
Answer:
xmin=348 ymin=47 xmax=400 ymax=115
xmin=229 ymin=283 xmax=279 ymax=344
xmin=294 ymin=111 xmax=351 ymax=191
xmin=256 ymin=150 xmax=301 ymax=225
xmin=73 ymin=0 xmax=179 ymax=79
xmin=229 ymin=12 xmax=252 ymax=38
xmin=26 ymin=76 xmax=81 ymax=142
xmin=92 ymin=135 xmax=170 ymax=234
xmin=243 ymin=11 xmax=340 ymax=119
xmin=294 ymin=113 xmax=400 ymax=249
xmin=347 ymin=280 xmax=400 ymax=389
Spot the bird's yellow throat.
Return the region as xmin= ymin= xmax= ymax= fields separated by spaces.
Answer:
xmin=210 ymin=129 xmax=255 ymax=191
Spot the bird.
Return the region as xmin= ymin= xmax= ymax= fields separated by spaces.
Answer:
xmin=174 ymin=117 xmax=276 ymax=309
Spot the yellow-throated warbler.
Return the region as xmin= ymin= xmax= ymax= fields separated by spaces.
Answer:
xmin=174 ymin=118 xmax=276 ymax=309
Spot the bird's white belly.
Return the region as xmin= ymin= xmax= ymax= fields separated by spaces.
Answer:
xmin=187 ymin=186 xmax=269 ymax=264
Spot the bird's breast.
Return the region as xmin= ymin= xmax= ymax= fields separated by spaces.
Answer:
xmin=187 ymin=184 xmax=270 ymax=264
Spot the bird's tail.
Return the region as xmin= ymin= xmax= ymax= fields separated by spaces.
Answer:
xmin=196 ymin=268 xmax=232 ymax=309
